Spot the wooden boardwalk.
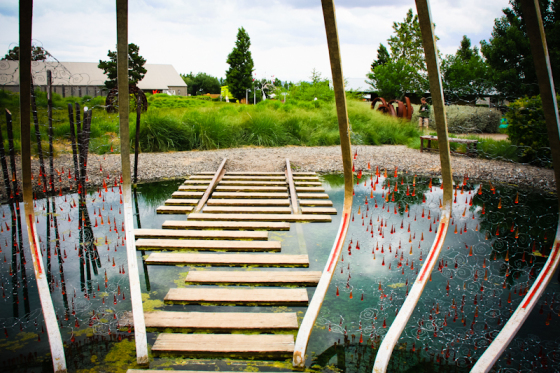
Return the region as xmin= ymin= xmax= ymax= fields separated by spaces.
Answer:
xmin=127 ymin=159 xmax=336 ymax=370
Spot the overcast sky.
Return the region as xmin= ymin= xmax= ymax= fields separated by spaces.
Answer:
xmin=0 ymin=0 xmax=510 ymax=83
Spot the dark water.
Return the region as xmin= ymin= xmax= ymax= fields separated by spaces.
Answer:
xmin=0 ymin=173 xmax=558 ymax=372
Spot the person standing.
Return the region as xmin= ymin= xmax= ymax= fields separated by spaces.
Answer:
xmin=418 ymin=97 xmax=430 ymax=131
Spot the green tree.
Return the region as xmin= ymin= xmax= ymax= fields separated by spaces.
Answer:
xmin=366 ymin=9 xmax=429 ymax=98
xmin=480 ymin=0 xmax=560 ymax=98
xmin=225 ymin=27 xmax=254 ymax=100
xmin=98 ymin=43 xmax=147 ymax=90
xmin=2 ymin=45 xmax=49 ymax=61
xmin=180 ymin=72 xmax=221 ymax=95
xmin=441 ymin=36 xmax=492 ymax=98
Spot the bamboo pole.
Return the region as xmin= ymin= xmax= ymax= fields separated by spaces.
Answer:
xmin=372 ymin=1 xmax=454 ymax=371
xmin=0 ymin=110 xmax=12 ymax=200
xmin=18 ymin=0 xmax=67 ymax=371
xmin=47 ymin=70 xmax=54 ymax=194
xmin=293 ymin=0 xmax=353 ymax=367
xmin=67 ymin=104 xmax=79 ymax=188
xmin=116 ymin=0 xmax=149 ymax=364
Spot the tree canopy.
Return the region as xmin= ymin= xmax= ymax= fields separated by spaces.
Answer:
xmin=98 ymin=43 xmax=147 ymax=90
xmin=181 ymin=72 xmax=221 ymax=95
xmin=225 ymin=27 xmax=254 ymax=100
xmin=2 ymin=46 xmax=49 ymax=61
xmin=480 ymin=0 xmax=560 ymax=97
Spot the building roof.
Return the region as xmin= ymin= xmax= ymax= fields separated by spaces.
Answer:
xmin=0 ymin=60 xmax=186 ymax=90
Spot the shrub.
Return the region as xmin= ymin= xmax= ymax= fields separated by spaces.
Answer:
xmin=410 ymin=104 xmax=501 ymax=133
xmin=506 ymin=94 xmax=558 ymax=167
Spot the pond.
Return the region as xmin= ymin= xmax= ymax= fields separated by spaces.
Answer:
xmin=0 ymin=172 xmax=558 ymax=372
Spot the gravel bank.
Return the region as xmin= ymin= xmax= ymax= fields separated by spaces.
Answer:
xmin=0 ymin=145 xmax=555 ymax=202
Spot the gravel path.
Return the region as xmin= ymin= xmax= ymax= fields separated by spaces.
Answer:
xmin=0 ymin=145 xmax=555 ymax=202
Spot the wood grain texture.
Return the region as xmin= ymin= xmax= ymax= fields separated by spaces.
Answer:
xmin=156 ymin=206 xmax=193 ymax=214
xmin=295 ymin=187 xmax=325 ymax=192
xmin=218 ymin=180 xmax=287 ymax=186
xmin=292 ymin=172 xmax=317 ymax=175
xmin=222 ymin=176 xmax=286 ymax=180
xmin=225 ymin=172 xmax=285 ymax=175
xmin=185 ymin=271 xmax=322 ymax=285
xmin=164 ymin=199 xmax=199 ymax=206
xmin=203 ymin=206 xmax=292 ymax=214
xmin=171 ymin=191 xmax=204 ymax=198
xmin=294 ymin=181 xmax=322 ymax=186
xmin=146 ymin=252 xmax=309 ymax=266
xmin=161 ymin=220 xmax=290 ymax=231
xmin=212 ymin=192 xmax=290 ymax=199
xmin=135 ymin=238 xmax=281 ymax=251
xmin=120 ymin=311 xmax=298 ymax=330
xmin=151 ymin=333 xmax=294 ymax=354
xmin=297 ymin=193 xmax=329 ymax=199
xmin=164 ymin=288 xmax=308 ymax=305
xmin=216 ymin=186 xmax=288 ymax=192
xmin=188 ymin=213 xmax=331 ymax=222
xmin=293 ymin=176 xmax=320 ymax=181
xmin=183 ymin=180 xmax=211 ymax=184
xmin=299 ymin=199 xmax=333 ymax=206
xmin=178 ymin=185 xmax=209 ymax=191
xmin=301 ymin=207 xmax=337 ymax=215
xmin=134 ymin=229 xmax=268 ymax=240
xmin=207 ymin=199 xmax=290 ymax=206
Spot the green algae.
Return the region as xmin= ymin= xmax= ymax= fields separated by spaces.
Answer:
xmin=76 ymin=339 xmax=152 ymax=373
xmin=0 ymin=332 xmax=37 ymax=352
xmin=142 ymin=292 xmax=165 ymax=312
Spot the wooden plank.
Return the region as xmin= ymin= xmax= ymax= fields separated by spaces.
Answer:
xmin=294 ymin=181 xmax=322 ymax=186
xmin=121 ymin=311 xmax=298 ymax=330
xmin=203 ymin=206 xmax=292 ymax=214
xmin=164 ymin=288 xmax=308 ymax=305
xmin=293 ymin=172 xmax=317 ymax=175
xmin=216 ymin=186 xmax=287 ymax=192
xmin=136 ymin=238 xmax=281 ymax=252
xmin=299 ymin=199 xmax=333 ymax=206
xmin=171 ymin=191 xmax=204 ymax=198
xmin=293 ymin=176 xmax=320 ymax=181
xmin=162 ymin=220 xmax=290 ymax=231
xmin=194 ymin=158 xmax=227 ymax=213
xmin=219 ymin=180 xmax=287 ymax=186
xmin=297 ymin=193 xmax=329 ymax=199
xmin=285 ymin=159 xmax=300 ymax=214
xmin=156 ymin=206 xmax=193 ymax=214
xmin=222 ymin=176 xmax=286 ymax=180
xmin=295 ymin=187 xmax=325 ymax=192
xmin=188 ymin=213 xmax=332 ymax=222
xmin=183 ymin=179 xmax=211 ymax=184
xmin=213 ymin=192 xmax=290 ymax=199
xmin=178 ymin=185 xmax=209 ymax=191
xmin=185 ymin=271 xmax=322 ymax=285
xmin=188 ymin=175 xmax=214 ymax=179
xmin=301 ymin=207 xmax=337 ymax=215
xmin=225 ymin=171 xmax=285 ymax=175
xmin=151 ymin=334 xmax=294 ymax=355
xmin=146 ymin=252 xmax=309 ymax=267
xmin=164 ymin=198 xmax=198 ymax=205
xmin=134 ymin=229 xmax=268 ymax=240
xmin=207 ymin=199 xmax=290 ymax=206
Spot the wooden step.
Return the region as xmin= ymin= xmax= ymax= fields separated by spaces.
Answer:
xmin=207 ymin=198 xmax=290 ymax=206
xmin=222 ymin=176 xmax=286 ymax=180
xmin=299 ymin=199 xmax=333 ymax=206
xmin=188 ymin=213 xmax=331 ymax=222
xmin=225 ymin=171 xmax=285 ymax=175
xmin=156 ymin=206 xmax=193 ymax=214
xmin=178 ymin=185 xmax=212 ymax=191
xmin=203 ymin=206 xmax=292 ymax=214
xmin=136 ymin=239 xmax=281 ymax=252
xmin=151 ymin=333 xmax=294 ymax=355
xmin=146 ymin=252 xmax=309 ymax=267
xmin=164 ymin=288 xmax=308 ymax=305
xmin=297 ymin=193 xmax=329 ymax=199
xmin=121 ymin=311 xmax=298 ymax=331
xmin=218 ymin=180 xmax=287 ymax=186
xmin=301 ymin=207 xmax=337 ymax=215
xmin=216 ymin=186 xmax=287 ymax=192
xmin=171 ymin=191 xmax=204 ymax=198
xmin=162 ymin=220 xmax=290 ymax=230
xmin=212 ymin=192 xmax=289 ymax=199
xmin=293 ymin=172 xmax=317 ymax=175
xmin=134 ymin=229 xmax=268 ymax=240
xmin=188 ymin=175 xmax=214 ymax=179
xmin=185 ymin=271 xmax=322 ymax=285
xmin=295 ymin=187 xmax=325 ymax=192
xmin=183 ymin=179 xmax=211 ymax=184
xmin=294 ymin=181 xmax=322 ymax=186
xmin=293 ymin=176 xmax=320 ymax=181
xmin=164 ymin=198 xmax=199 ymax=206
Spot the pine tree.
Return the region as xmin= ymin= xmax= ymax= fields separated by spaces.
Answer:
xmin=98 ymin=43 xmax=147 ymax=90
xmin=370 ymin=44 xmax=390 ymax=71
xmin=225 ymin=27 xmax=254 ymax=100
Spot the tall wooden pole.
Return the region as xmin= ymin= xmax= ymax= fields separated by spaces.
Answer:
xmin=293 ymin=0 xmax=353 ymax=367
xmin=18 ymin=1 xmax=67 ymax=372
xmin=116 ymin=0 xmax=149 ymax=364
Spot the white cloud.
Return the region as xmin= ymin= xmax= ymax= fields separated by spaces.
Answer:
xmin=0 ymin=0 xmax=510 ymax=83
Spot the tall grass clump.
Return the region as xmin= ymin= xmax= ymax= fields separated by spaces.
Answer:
xmin=409 ymin=104 xmax=501 ymax=133
xmin=131 ymin=109 xmax=189 ymax=152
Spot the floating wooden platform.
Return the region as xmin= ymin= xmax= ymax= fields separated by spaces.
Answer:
xmin=164 ymin=288 xmax=308 ymax=305
xmin=156 ymin=206 xmax=193 ymax=214
xmin=161 ymin=220 xmax=290 ymax=231
xmin=293 ymin=176 xmax=320 ymax=180
xmin=145 ymin=253 xmax=309 ymax=267
xmin=212 ymin=192 xmax=290 ymax=199
xmin=134 ymin=229 xmax=268 ymax=240
xmin=216 ymin=186 xmax=287 ymax=192
xmin=299 ymin=199 xmax=333 ymax=206
xmin=295 ymin=187 xmax=325 ymax=192
xmin=185 ymin=271 xmax=322 ymax=285
xmin=151 ymin=333 xmax=294 ymax=355
xmin=218 ymin=180 xmax=287 ymax=186
xmin=164 ymin=198 xmax=199 ymax=206
xmin=178 ymin=185 xmax=210 ymax=191
xmin=203 ymin=206 xmax=292 ymax=214
xmin=188 ymin=213 xmax=331 ymax=222
xmin=222 ymin=176 xmax=286 ymax=180
xmin=171 ymin=191 xmax=204 ymax=198
xmin=294 ymin=181 xmax=322 ymax=186
xmin=121 ymin=311 xmax=298 ymax=331
xmin=207 ymin=198 xmax=290 ymax=206
xmin=183 ymin=180 xmax=211 ymax=184
xmin=297 ymin=193 xmax=329 ymax=199
xmin=301 ymin=207 xmax=337 ymax=215
xmin=136 ymin=238 xmax=281 ymax=252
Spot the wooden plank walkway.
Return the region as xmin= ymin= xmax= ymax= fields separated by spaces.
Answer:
xmin=136 ymin=238 xmax=281 ymax=252
xmin=135 ymin=229 xmax=269 ymax=240
xmin=212 ymin=192 xmax=290 ymax=199
xmin=162 ymin=220 xmax=290 ymax=231
xmin=146 ymin=253 xmax=310 ymax=267
xmin=156 ymin=206 xmax=193 ymax=214
xmin=185 ymin=271 xmax=322 ymax=285
xmin=188 ymin=213 xmax=331 ymax=222
xmin=207 ymin=198 xmax=290 ymax=206
xmin=164 ymin=288 xmax=308 ymax=305
xmin=164 ymin=198 xmax=199 ymax=205
xmin=203 ymin=206 xmax=293 ymax=214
